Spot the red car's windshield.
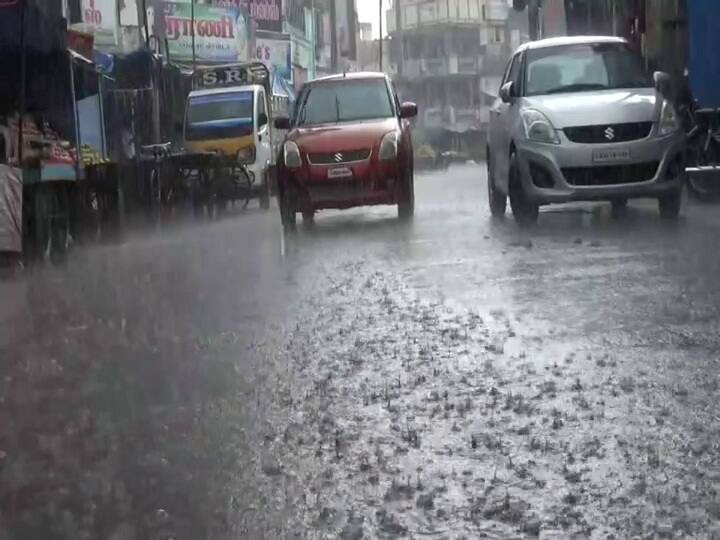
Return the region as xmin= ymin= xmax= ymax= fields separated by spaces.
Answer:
xmin=295 ymin=79 xmax=395 ymax=126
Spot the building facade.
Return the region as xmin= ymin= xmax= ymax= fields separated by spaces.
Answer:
xmin=387 ymin=0 xmax=526 ymax=156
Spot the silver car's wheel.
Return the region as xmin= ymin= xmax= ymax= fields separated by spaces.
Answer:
xmin=508 ymin=152 xmax=538 ymax=227
xmin=487 ymin=150 xmax=507 ymax=218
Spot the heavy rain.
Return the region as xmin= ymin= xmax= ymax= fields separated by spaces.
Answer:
xmin=2 ymin=1 xmax=720 ymax=539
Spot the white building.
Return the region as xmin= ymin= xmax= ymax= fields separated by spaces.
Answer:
xmin=387 ymin=0 xmax=526 ymax=156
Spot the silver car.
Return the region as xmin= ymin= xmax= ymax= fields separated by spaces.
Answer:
xmin=487 ymin=36 xmax=685 ymax=225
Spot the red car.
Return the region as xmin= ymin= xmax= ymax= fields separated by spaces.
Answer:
xmin=274 ymin=72 xmax=418 ymax=230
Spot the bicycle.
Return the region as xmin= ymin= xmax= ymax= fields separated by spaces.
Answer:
xmin=681 ymin=103 xmax=720 ymax=202
xmin=140 ymin=142 xmax=173 ymax=221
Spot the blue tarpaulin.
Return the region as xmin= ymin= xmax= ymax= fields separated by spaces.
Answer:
xmin=688 ymin=0 xmax=720 ymax=108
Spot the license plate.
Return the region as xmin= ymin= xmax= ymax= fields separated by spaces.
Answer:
xmin=327 ymin=167 xmax=353 ymax=179
xmin=592 ymin=148 xmax=630 ymax=163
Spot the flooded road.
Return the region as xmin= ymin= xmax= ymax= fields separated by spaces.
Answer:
xmin=3 ymin=163 xmax=720 ymax=538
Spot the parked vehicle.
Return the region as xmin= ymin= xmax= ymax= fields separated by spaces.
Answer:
xmin=682 ymin=103 xmax=720 ymax=201
xmin=273 ymin=72 xmax=418 ymax=230
xmin=183 ymin=62 xmax=275 ymax=209
xmin=683 ymin=0 xmax=720 ymax=202
xmin=487 ymin=36 xmax=686 ymax=225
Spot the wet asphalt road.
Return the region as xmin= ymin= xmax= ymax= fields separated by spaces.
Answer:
xmin=4 ymin=163 xmax=720 ymax=539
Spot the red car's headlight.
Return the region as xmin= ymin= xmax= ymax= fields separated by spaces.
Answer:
xmin=379 ymin=131 xmax=400 ymax=161
xmin=283 ymin=141 xmax=302 ymax=168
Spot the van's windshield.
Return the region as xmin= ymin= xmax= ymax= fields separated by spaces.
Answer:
xmin=185 ymin=91 xmax=255 ymax=140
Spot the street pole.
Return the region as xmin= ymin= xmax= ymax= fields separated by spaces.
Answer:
xmin=528 ymin=0 xmax=540 ymax=40
xmin=379 ymin=0 xmax=383 ymax=71
xmin=18 ymin=0 xmax=27 ymax=165
xmin=330 ymin=0 xmax=337 ymax=72
xmin=191 ymin=0 xmax=196 ymax=69
xmin=141 ymin=0 xmax=150 ymax=48
xmin=396 ymin=0 xmax=402 ymax=77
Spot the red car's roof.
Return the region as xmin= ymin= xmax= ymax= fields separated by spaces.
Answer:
xmin=308 ymin=71 xmax=389 ymax=84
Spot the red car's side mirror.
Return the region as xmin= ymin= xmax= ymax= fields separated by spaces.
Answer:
xmin=400 ymin=102 xmax=418 ymax=119
xmin=274 ymin=116 xmax=290 ymax=130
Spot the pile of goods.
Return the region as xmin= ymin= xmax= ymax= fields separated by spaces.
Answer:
xmin=79 ymin=144 xmax=110 ymax=166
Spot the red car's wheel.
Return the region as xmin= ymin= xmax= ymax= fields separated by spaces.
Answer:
xmin=279 ymin=184 xmax=296 ymax=232
xmin=398 ymin=160 xmax=415 ymax=220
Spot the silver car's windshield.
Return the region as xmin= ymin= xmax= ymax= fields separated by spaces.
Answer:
xmin=525 ymin=42 xmax=651 ymax=96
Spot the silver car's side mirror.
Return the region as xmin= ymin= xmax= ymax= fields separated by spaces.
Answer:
xmin=500 ymin=82 xmax=515 ymax=103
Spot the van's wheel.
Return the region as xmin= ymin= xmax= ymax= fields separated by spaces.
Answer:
xmin=398 ymin=161 xmax=415 ymax=220
xmin=659 ymin=189 xmax=682 ymax=221
xmin=610 ymin=198 xmax=628 ymax=219
xmin=508 ymin=151 xmax=538 ymax=227
xmin=487 ymin=150 xmax=506 ymax=218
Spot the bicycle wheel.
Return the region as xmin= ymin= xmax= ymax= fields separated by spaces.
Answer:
xmin=687 ymin=133 xmax=720 ymax=202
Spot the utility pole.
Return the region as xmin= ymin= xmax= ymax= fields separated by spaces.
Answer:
xmin=379 ymin=0 xmax=383 ymax=71
xmin=18 ymin=0 xmax=27 ymax=165
xmin=330 ymin=0 xmax=338 ymax=72
xmin=395 ymin=0 xmax=402 ymax=76
xmin=191 ymin=0 xmax=196 ymax=68
xmin=528 ymin=0 xmax=540 ymax=40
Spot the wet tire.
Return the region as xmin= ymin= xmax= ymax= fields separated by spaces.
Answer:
xmin=508 ymin=152 xmax=538 ymax=227
xmin=398 ymin=161 xmax=415 ymax=220
xmin=487 ymin=151 xmax=506 ymax=218
xmin=610 ymin=198 xmax=628 ymax=219
xmin=659 ymin=189 xmax=682 ymax=221
xmin=302 ymin=210 xmax=315 ymax=226
xmin=279 ymin=187 xmax=296 ymax=232
xmin=687 ymin=177 xmax=720 ymax=203
xmin=260 ymin=172 xmax=271 ymax=210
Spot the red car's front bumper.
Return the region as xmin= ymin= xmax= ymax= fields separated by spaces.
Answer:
xmin=282 ymin=158 xmax=400 ymax=211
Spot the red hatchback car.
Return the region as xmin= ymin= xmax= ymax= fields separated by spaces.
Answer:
xmin=274 ymin=73 xmax=418 ymax=229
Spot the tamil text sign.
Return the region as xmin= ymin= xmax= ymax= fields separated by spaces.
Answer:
xmin=153 ymin=2 xmax=251 ymax=63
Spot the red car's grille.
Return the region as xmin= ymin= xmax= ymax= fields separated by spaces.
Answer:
xmin=307 ymin=149 xmax=371 ymax=164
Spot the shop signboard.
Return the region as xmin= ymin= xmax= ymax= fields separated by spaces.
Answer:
xmin=211 ymin=1 xmax=282 ymax=32
xmin=150 ymin=1 xmax=252 ymax=63
xmin=253 ymin=34 xmax=293 ymax=87
xmin=78 ymin=0 xmax=118 ymax=48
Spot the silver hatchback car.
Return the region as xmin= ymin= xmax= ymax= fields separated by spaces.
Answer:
xmin=487 ymin=36 xmax=685 ymax=225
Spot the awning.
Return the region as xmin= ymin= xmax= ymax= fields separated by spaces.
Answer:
xmin=0 ymin=1 xmax=66 ymax=54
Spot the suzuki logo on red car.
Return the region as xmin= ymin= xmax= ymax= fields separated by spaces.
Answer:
xmin=334 ymin=153 xmax=344 ymax=162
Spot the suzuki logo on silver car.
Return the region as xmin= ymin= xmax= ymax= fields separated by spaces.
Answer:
xmin=604 ymin=127 xmax=615 ymax=141
xmin=334 ymin=153 xmax=344 ymax=162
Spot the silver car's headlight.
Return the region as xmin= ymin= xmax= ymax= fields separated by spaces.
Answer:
xmin=521 ymin=109 xmax=560 ymax=145
xmin=658 ymin=99 xmax=681 ymax=136
xmin=283 ymin=141 xmax=302 ymax=168
xmin=379 ymin=131 xmax=400 ymax=160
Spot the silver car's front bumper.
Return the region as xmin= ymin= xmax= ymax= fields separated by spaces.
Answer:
xmin=516 ymin=131 xmax=685 ymax=204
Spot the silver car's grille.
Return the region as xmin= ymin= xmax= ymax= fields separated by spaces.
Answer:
xmin=308 ymin=149 xmax=371 ymax=164
xmin=564 ymin=122 xmax=653 ymax=144
xmin=562 ymin=162 xmax=659 ymax=186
